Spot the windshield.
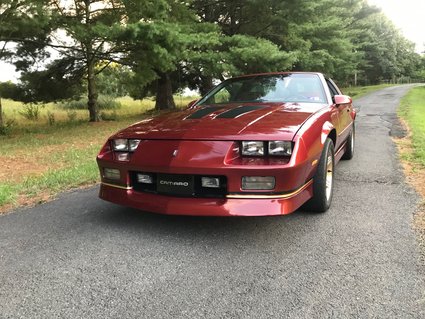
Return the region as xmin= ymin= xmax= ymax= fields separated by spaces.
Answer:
xmin=198 ymin=74 xmax=327 ymax=105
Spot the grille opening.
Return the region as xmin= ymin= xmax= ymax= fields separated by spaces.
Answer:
xmin=130 ymin=172 xmax=227 ymax=198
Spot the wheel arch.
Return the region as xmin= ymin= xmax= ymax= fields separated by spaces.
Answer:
xmin=327 ymin=128 xmax=337 ymax=147
xmin=320 ymin=121 xmax=336 ymax=146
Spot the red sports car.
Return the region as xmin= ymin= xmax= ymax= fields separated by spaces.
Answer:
xmin=97 ymin=72 xmax=355 ymax=216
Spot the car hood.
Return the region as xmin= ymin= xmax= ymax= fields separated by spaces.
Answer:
xmin=114 ymin=102 xmax=327 ymax=141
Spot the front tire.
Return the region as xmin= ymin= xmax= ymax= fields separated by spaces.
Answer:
xmin=342 ymin=125 xmax=355 ymax=160
xmin=303 ymin=138 xmax=335 ymax=213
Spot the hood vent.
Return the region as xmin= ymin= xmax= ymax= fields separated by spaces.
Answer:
xmin=186 ymin=106 xmax=223 ymax=119
xmin=215 ymin=105 xmax=265 ymax=119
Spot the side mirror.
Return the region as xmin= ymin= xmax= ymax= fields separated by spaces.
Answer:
xmin=333 ymin=95 xmax=352 ymax=106
xmin=187 ymin=99 xmax=199 ymax=109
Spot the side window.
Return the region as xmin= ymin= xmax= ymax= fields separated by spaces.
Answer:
xmin=204 ymin=87 xmax=231 ymax=104
xmin=214 ymin=88 xmax=231 ymax=103
xmin=326 ymin=80 xmax=338 ymax=98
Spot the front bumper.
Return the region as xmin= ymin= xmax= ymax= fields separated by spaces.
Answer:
xmin=97 ymin=139 xmax=315 ymax=216
xmin=99 ymin=180 xmax=313 ymax=216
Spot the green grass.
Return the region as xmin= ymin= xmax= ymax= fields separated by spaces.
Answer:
xmin=0 ymin=184 xmax=15 ymax=206
xmin=0 ymin=95 xmax=196 ymax=210
xmin=398 ymin=86 xmax=425 ymax=167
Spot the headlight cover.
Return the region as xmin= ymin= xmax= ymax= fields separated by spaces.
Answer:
xmin=268 ymin=141 xmax=292 ymax=156
xmin=112 ymin=139 xmax=141 ymax=152
xmin=129 ymin=139 xmax=141 ymax=152
xmin=241 ymin=141 xmax=292 ymax=157
xmin=241 ymin=141 xmax=265 ymax=156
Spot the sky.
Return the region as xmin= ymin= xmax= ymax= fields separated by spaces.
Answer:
xmin=368 ymin=0 xmax=425 ymax=53
xmin=1 ymin=0 xmax=424 ymax=82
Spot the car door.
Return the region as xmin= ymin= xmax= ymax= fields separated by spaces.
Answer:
xmin=326 ymin=79 xmax=351 ymax=147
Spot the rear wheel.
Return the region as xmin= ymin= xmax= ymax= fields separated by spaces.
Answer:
xmin=303 ymin=138 xmax=335 ymax=213
xmin=342 ymin=125 xmax=355 ymax=160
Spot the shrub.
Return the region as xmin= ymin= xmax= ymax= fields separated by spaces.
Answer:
xmin=66 ymin=110 xmax=78 ymax=122
xmin=100 ymin=111 xmax=118 ymax=121
xmin=0 ymin=118 xmax=15 ymax=135
xmin=58 ymin=95 xmax=121 ymax=110
xmin=19 ymin=103 xmax=42 ymax=121
xmin=98 ymin=95 xmax=122 ymax=110
xmin=47 ymin=111 xmax=55 ymax=126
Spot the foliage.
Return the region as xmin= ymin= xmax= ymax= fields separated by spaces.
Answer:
xmin=66 ymin=110 xmax=78 ymax=122
xmin=96 ymin=63 xmax=132 ymax=97
xmin=18 ymin=103 xmax=42 ymax=121
xmin=0 ymin=81 xmax=20 ymax=100
xmin=58 ymin=95 xmax=122 ymax=110
xmin=100 ymin=110 xmax=118 ymax=121
xmin=46 ymin=111 xmax=55 ymax=126
xmin=0 ymin=0 xmax=424 ymax=117
xmin=17 ymin=57 xmax=85 ymax=103
xmin=0 ymin=118 xmax=15 ymax=135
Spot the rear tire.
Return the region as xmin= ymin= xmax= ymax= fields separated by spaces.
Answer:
xmin=303 ymin=138 xmax=335 ymax=213
xmin=342 ymin=125 xmax=355 ymax=160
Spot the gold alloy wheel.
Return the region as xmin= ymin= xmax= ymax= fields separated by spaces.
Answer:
xmin=325 ymin=151 xmax=333 ymax=201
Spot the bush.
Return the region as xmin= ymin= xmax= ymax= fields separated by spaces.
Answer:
xmin=19 ymin=103 xmax=42 ymax=121
xmin=47 ymin=111 xmax=55 ymax=126
xmin=0 ymin=118 xmax=15 ymax=135
xmin=58 ymin=95 xmax=122 ymax=110
xmin=100 ymin=111 xmax=118 ymax=121
xmin=66 ymin=110 xmax=78 ymax=122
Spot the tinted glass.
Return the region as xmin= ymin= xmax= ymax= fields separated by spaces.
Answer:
xmin=198 ymin=74 xmax=326 ymax=105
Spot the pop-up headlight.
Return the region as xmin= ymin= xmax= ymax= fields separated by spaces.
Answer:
xmin=112 ymin=139 xmax=141 ymax=152
xmin=268 ymin=141 xmax=293 ymax=156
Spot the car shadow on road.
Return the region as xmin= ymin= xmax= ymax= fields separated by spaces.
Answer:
xmin=93 ymin=202 xmax=323 ymax=245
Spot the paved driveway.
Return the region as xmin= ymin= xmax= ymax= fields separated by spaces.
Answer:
xmin=0 ymin=85 xmax=424 ymax=318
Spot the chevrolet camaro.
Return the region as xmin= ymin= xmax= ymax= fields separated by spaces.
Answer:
xmin=97 ymin=72 xmax=356 ymax=216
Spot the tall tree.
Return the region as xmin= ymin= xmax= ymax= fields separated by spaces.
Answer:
xmin=0 ymin=0 xmax=45 ymax=127
xmin=12 ymin=0 xmax=171 ymax=120
xmin=45 ymin=0 xmax=130 ymax=121
xmin=187 ymin=0 xmax=296 ymax=95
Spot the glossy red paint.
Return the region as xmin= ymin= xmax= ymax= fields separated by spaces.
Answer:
xmin=96 ymin=72 xmax=355 ymax=216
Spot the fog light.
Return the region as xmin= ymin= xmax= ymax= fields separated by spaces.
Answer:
xmin=137 ymin=173 xmax=153 ymax=184
xmin=104 ymin=168 xmax=120 ymax=180
xmin=242 ymin=176 xmax=275 ymax=190
xmin=116 ymin=152 xmax=130 ymax=161
xmin=201 ymin=177 xmax=220 ymax=188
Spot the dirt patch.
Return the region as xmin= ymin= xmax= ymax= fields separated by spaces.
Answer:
xmin=0 ymin=182 xmax=98 ymax=215
xmin=0 ymin=144 xmax=67 ymax=183
xmin=393 ymin=119 xmax=425 ymax=233
xmin=0 ymin=156 xmax=49 ymax=183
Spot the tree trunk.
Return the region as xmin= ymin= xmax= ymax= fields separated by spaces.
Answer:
xmin=199 ymin=75 xmax=214 ymax=96
xmin=155 ymin=72 xmax=176 ymax=110
xmin=87 ymin=58 xmax=99 ymax=122
xmin=0 ymin=94 xmax=3 ymax=127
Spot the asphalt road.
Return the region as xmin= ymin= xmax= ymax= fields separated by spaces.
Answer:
xmin=1 ymin=85 xmax=424 ymax=318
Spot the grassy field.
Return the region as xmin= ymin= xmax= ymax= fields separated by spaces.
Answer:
xmin=0 ymin=95 xmax=195 ymax=212
xmin=0 ymin=84 xmax=398 ymax=212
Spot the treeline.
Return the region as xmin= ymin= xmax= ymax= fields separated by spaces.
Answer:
xmin=0 ymin=0 xmax=424 ymax=122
